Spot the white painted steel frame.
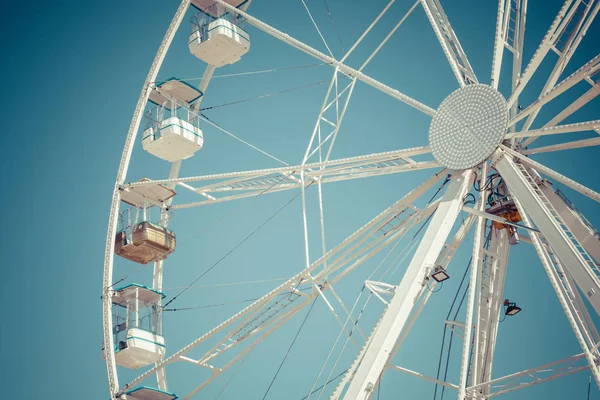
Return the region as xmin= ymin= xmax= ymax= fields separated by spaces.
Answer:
xmin=101 ymin=1 xmax=192 ymax=397
xmin=420 ymin=0 xmax=478 ymax=86
xmin=152 ymin=64 xmax=217 ymax=392
xmin=507 ymin=0 xmax=599 ymax=108
xmin=103 ymin=0 xmax=600 ymax=398
xmin=470 ymin=228 xmax=510 ymax=397
xmin=490 ymin=0 xmax=507 ymax=89
xmin=493 ymin=151 xmax=600 ymax=387
xmin=467 ymin=353 xmax=590 ymax=397
xmin=509 ymin=53 xmax=600 ymax=127
xmin=515 ymin=202 xmax=600 ymax=388
xmin=331 ymin=211 xmax=478 ymax=400
xmin=213 ymin=0 xmax=436 ymax=116
xmin=523 ymin=136 xmax=600 ymax=154
xmin=500 ymin=145 xmax=600 ymax=204
xmin=491 ymin=0 xmax=528 ymax=94
xmin=118 ymin=172 xmax=447 ymax=395
xmin=518 ymin=0 xmax=600 ymax=132
xmin=342 ymin=170 xmax=473 ymax=399
xmin=299 ymin=0 xmax=436 ymax=285
xmin=545 ymin=245 xmax=600 ymax=354
xmin=120 ymin=147 xmax=439 ymax=208
xmin=105 ymin=2 xmax=451 ymax=391
xmin=493 ymin=151 xmax=600 ymax=316
xmin=461 ymin=205 xmax=539 ymax=232
xmin=458 ymin=163 xmax=489 ymax=399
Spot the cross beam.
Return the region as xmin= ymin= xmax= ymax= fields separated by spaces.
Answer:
xmin=214 ymin=0 xmax=436 ymax=116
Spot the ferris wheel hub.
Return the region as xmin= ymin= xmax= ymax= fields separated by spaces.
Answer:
xmin=429 ymin=84 xmax=508 ymax=170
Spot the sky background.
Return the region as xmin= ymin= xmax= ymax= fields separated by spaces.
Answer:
xmin=1 ymin=0 xmax=599 ymax=399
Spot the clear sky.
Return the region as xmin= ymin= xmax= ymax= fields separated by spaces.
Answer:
xmin=1 ymin=0 xmax=599 ymax=399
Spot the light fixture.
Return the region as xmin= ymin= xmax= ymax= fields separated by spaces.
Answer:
xmin=431 ymin=266 xmax=450 ymax=283
xmin=504 ymin=299 xmax=522 ymax=316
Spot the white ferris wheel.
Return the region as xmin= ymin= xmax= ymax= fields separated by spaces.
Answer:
xmin=101 ymin=0 xmax=600 ymax=399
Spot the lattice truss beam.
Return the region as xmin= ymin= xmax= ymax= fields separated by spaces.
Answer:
xmin=394 ymin=344 xmax=592 ymax=398
xmin=491 ymin=0 xmax=528 ymax=106
xmin=118 ymin=172 xmax=452 ymax=397
xmin=420 ymin=0 xmax=478 ymax=86
xmin=492 ymin=150 xmax=600 ymax=389
xmin=214 ymin=0 xmax=435 ymax=116
xmin=302 ymin=68 xmax=356 ymax=166
xmin=330 ymin=154 xmax=600 ymax=398
xmin=114 ymin=2 xmax=448 ymax=396
xmin=470 ymin=352 xmax=592 ymax=398
xmin=496 ymin=0 xmax=600 ymax=154
xmin=106 ymin=0 xmax=600 ymax=398
xmin=508 ymin=0 xmax=600 ymax=110
xmin=486 ymin=0 xmax=600 ymax=155
xmin=122 ymin=0 xmax=496 ymax=214
xmin=122 ymin=147 xmax=439 ymax=208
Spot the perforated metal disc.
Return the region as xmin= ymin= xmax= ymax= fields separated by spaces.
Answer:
xmin=429 ymin=84 xmax=508 ymax=170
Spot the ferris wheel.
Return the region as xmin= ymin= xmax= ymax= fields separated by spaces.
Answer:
xmin=101 ymin=0 xmax=600 ymax=399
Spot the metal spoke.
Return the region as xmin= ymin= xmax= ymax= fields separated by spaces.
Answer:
xmin=506 ymin=119 xmax=600 ymax=139
xmin=521 ymin=63 xmax=600 ymax=146
xmin=501 ymin=145 xmax=600 ymax=205
xmin=523 ymin=136 xmax=600 ymax=155
xmin=358 ymin=1 xmax=420 ymax=72
xmin=509 ymin=53 xmax=600 ymax=127
xmin=119 ymin=173 xmax=447 ymax=395
xmin=120 ymin=147 xmax=439 ymax=208
xmin=342 ymin=170 xmax=473 ymax=399
xmin=300 ymin=0 xmax=334 ymax=58
xmin=518 ymin=0 xmax=600 ymax=130
xmin=391 ymin=365 xmax=458 ymax=389
xmin=501 ymin=184 xmax=600 ymax=388
xmin=420 ymin=0 xmax=478 ymax=86
xmin=339 ymin=0 xmax=398 ymax=63
xmin=214 ymin=0 xmax=436 ymax=116
xmin=458 ymin=164 xmax=488 ymax=398
xmin=491 ymin=0 xmax=508 ymax=89
xmin=470 ymin=228 xmax=510 ymax=396
xmin=493 ymin=150 xmax=600 ymax=318
xmin=508 ymin=0 xmax=600 ymax=109
xmin=102 ymin=1 xmax=600 ymax=398
xmin=491 ymin=0 xmax=528 ymax=92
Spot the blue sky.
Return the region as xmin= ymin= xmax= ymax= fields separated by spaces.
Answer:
xmin=1 ymin=0 xmax=599 ymax=399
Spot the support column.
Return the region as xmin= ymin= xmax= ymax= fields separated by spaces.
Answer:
xmin=494 ymin=151 xmax=600 ymax=316
xmin=343 ymin=170 xmax=472 ymax=399
xmin=458 ymin=162 xmax=489 ymax=399
xmin=494 ymin=150 xmax=600 ymax=388
xmin=470 ymin=228 xmax=510 ymax=398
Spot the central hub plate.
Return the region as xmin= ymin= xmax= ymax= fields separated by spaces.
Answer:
xmin=429 ymin=84 xmax=508 ymax=170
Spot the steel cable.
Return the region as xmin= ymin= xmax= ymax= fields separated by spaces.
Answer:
xmin=163 ymin=189 xmax=302 ymax=308
xmin=199 ymin=80 xmax=327 ymax=111
xmin=262 ymin=298 xmax=318 ymax=399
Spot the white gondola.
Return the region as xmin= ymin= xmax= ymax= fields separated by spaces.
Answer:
xmin=103 ymin=0 xmax=600 ymax=397
xmin=106 ymin=284 xmax=167 ymax=370
xmin=189 ymin=1 xmax=250 ymax=67
xmin=142 ymin=78 xmax=204 ymax=162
